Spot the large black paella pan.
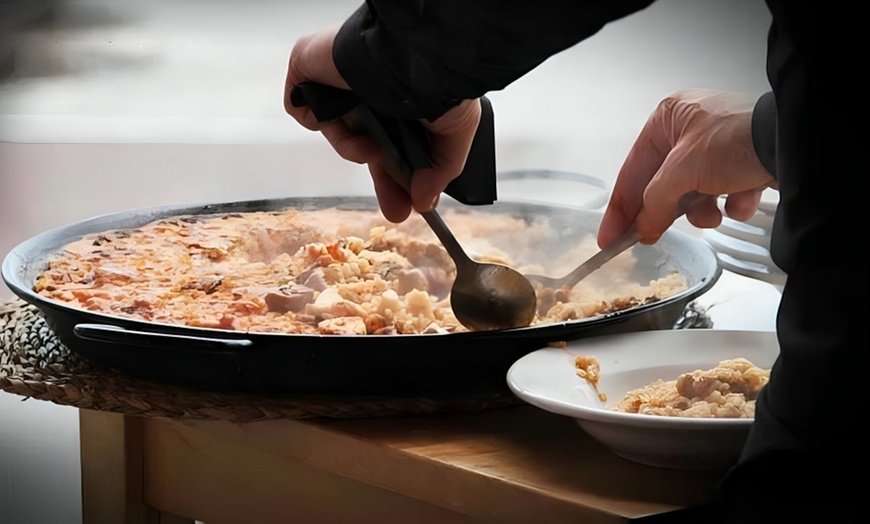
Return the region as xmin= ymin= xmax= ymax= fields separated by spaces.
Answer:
xmin=2 ymin=196 xmax=720 ymax=396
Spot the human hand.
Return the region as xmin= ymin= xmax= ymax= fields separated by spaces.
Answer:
xmin=597 ymin=89 xmax=777 ymax=248
xmin=356 ymin=98 xmax=481 ymax=222
xmin=283 ymin=26 xmax=481 ymax=223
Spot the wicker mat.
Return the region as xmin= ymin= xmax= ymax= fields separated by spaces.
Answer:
xmin=0 ymin=299 xmax=523 ymax=422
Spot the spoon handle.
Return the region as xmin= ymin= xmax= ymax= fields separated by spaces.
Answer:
xmin=526 ymin=226 xmax=642 ymax=289
xmin=420 ymin=209 xmax=474 ymax=269
xmin=568 ymin=226 xmax=642 ymax=283
xmin=525 ymin=191 xmax=709 ymax=289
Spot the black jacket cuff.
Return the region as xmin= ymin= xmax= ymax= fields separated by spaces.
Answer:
xmin=751 ymin=91 xmax=777 ymax=179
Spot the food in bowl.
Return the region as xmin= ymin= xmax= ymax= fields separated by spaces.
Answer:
xmin=33 ymin=206 xmax=687 ymax=334
xmin=574 ymin=355 xmax=608 ymax=402
xmin=615 ymin=358 xmax=770 ymax=418
xmin=575 ymin=355 xmax=770 ymax=418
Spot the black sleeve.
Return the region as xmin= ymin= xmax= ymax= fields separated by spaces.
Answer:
xmin=751 ymin=91 xmax=777 ymax=178
xmin=333 ymin=0 xmax=655 ymax=121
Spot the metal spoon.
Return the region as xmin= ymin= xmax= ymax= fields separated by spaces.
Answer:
xmin=380 ymin=141 xmax=538 ymax=331
xmin=420 ymin=208 xmax=537 ymax=331
xmin=523 ymin=226 xmax=642 ymax=290
xmin=526 ymin=192 xmax=707 ymax=291
xmin=373 ymin=134 xmax=537 ymax=331
xmin=290 ymin=82 xmax=537 ymax=330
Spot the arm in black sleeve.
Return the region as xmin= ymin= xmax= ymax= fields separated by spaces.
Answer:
xmin=333 ymin=0 xmax=655 ymax=121
xmin=751 ymin=91 xmax=777 ymax=178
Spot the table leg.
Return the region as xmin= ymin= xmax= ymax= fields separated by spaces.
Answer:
xmin=79 ymin=410 xmax=194 ymax=524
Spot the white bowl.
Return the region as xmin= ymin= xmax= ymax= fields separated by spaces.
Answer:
xmin=507 ymin=329 xmax=780 ymax=471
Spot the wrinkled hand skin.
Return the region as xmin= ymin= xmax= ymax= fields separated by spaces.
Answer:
xmin=283 ymin=25 xmax=482 ymax=224
xmin=598 ymin=89 xmax=778 ymax=248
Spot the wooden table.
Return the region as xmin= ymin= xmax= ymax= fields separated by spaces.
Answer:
xmin=79 ymin=403 xmax=722 ymax=523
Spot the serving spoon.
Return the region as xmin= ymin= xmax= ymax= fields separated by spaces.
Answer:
xmin=524 ymin=192 xmax=705 ymax=292
xmin=291 ymin=83 xmax=537 ymax=331
xmin=418 ymin=207 xmax=537 ymax=331
xmin=523 ymin=226 xmax=642 ymax=291
xmin=361 ymin=118 xmax=537 ymax=331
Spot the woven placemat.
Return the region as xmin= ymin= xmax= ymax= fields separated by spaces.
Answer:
xmin=0 ymin=299 xmax=522 ymax=422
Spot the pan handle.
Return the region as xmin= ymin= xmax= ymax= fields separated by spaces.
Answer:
xmin=73 ymin=323 xmax=254 ymax=351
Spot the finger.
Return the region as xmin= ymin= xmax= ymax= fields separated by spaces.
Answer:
xmin=283 ymin=58 xmax=321 ymax=130
xmin=283 ymin=54 xmax=299 ymax=114
xmin=412 ymin=100 xmax=481 ymax=212
xmin=323 ymin=125 xmax=411 ymax=223
xmin=633 ymin=144 xmax=704 ymax=243
xmin=684 ymin=194 xmax=724 ymax=229
xmin=411 ymin=131 xmax=471 ymax=212
xmin=599 ymin=185 xmax=639 ymax=248
xmin=320 ymin=122 xmax=381 ymax=165
xmin=369 ymin=163 xmax=413 ymax=223
xmin=283 ymin=25 xmax=347 ymax=128
xmin=599 ymin=114 xmax=671 ymax=247
xmin=723 ymin=189 xmax=764 ymax=222
xmin=410 ymin=140 xmax=468 ymax=213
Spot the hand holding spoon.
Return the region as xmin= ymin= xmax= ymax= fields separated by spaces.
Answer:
xmin=524 ymin=193 xmax=701 ymax=292
xmin=290 ymin=83 xmax=537 ymax=330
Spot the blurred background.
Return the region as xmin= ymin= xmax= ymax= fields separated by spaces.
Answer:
xmin=1 ymin=1 xmax=772 ymax=522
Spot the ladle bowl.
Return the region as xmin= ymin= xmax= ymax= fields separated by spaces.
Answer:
xmin=421 ymin=210 xmax=537 ymax=331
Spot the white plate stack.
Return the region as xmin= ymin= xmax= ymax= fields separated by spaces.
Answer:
xmin=702 ymin=192 xmax=786 ymax=292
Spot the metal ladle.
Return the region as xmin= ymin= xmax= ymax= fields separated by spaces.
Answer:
xmin=419 ymin=208 xmax=537 ymax=331
xmin=289 ymin=83 xmax=536 ymax=331
xmin=373 ymin=138 xmax=537 ymax=331
xmin=371 ymin=138 xmax=538 ymax=330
